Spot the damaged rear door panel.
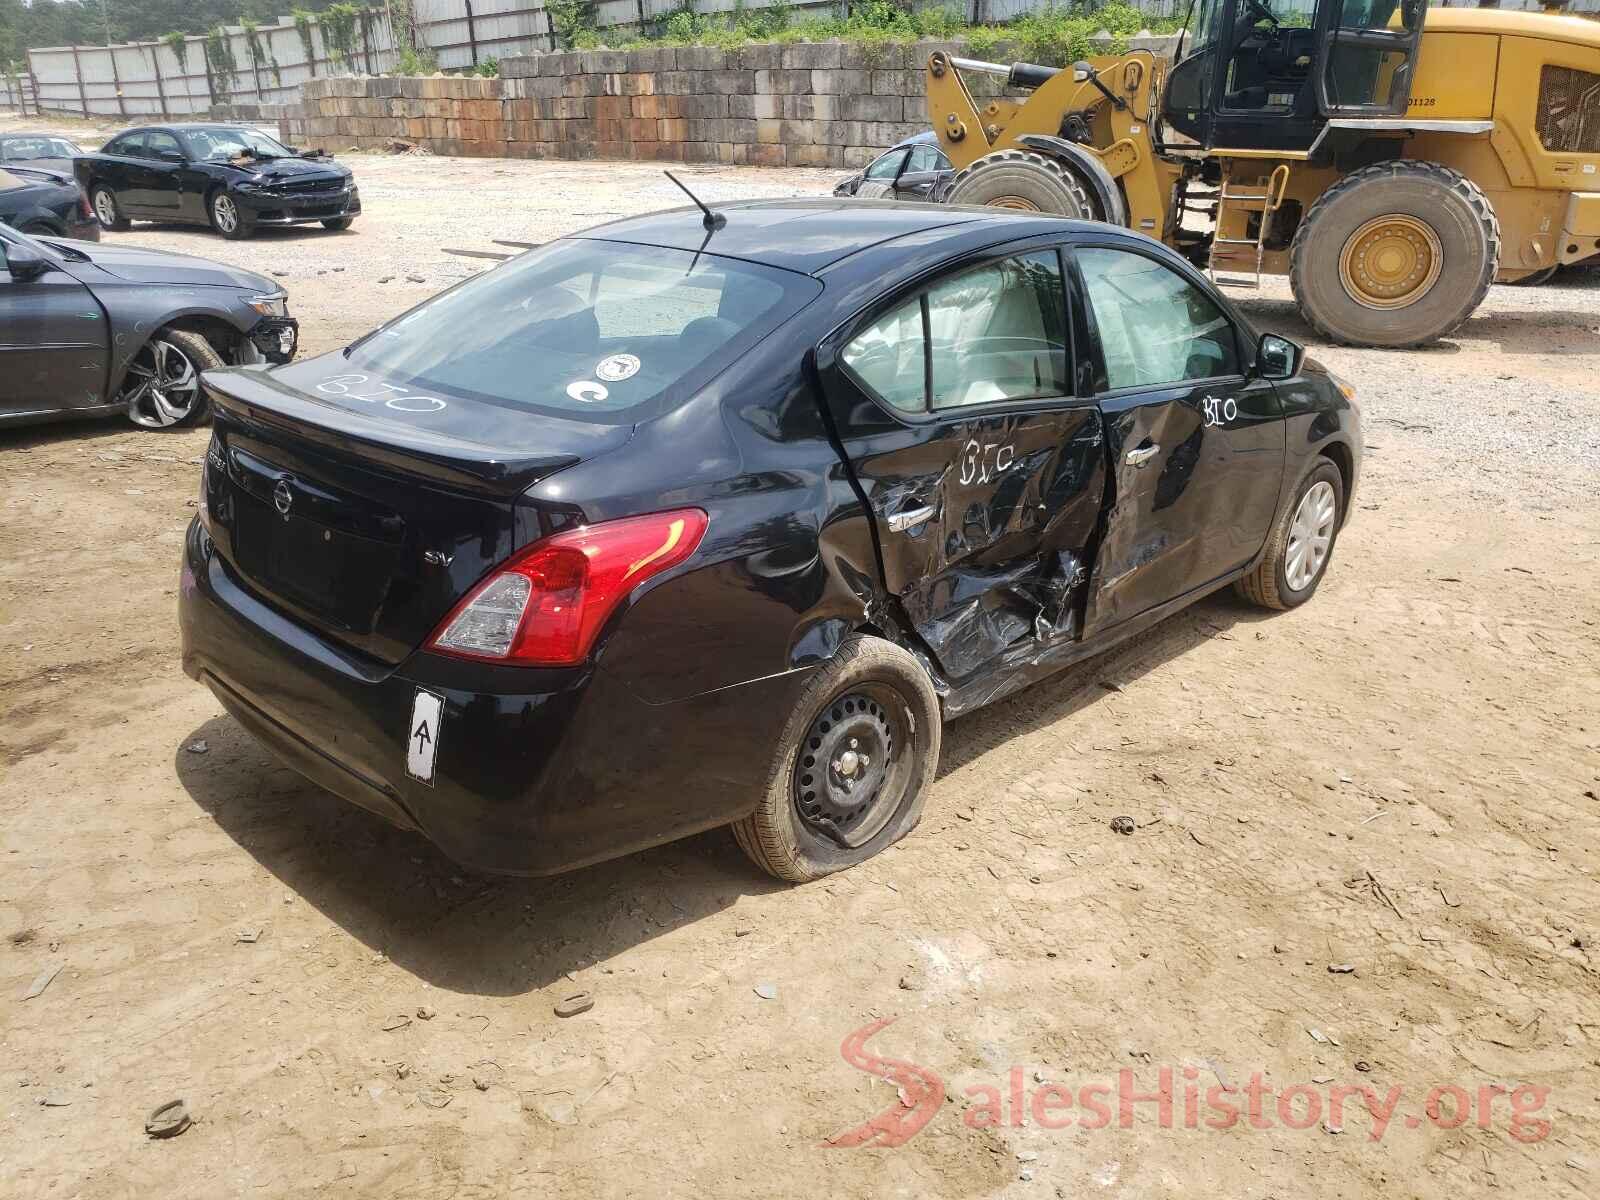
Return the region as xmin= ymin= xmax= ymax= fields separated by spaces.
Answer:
xmin=815 ymin=243 xmax=1107 ymax=692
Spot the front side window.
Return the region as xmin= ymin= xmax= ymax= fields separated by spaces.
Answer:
xmin=840 ymin=251 xmax=1070 ymax=414
xmin=1077 ymin=247 xmax=1239 ymax=390
xmin=143 ymin=130 xmax=183 ymax=160
xmin=346 ymin=238 xmax=816 ymax=423
xmin=864 ymin=150 xmax=908 ymax=181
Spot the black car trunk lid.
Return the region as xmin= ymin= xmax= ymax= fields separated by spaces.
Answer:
xmin=202 ymin=365 xmax=633 ymax=666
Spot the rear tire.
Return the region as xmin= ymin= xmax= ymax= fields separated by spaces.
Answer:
xmin=1235 ymin=460 xmax=1345 ymax=610
xmin=91 ymin=184 xmax=130 ymax=231
xmin=732 ymin=636 xmax=941 ymax=883
xmin=947 ymin=149 xmax=1094 ymax=218
xmin=1288 ymin=160 xmax=1498 ymax=348
xmin=18 ymin=221 xmax=56 ymax=236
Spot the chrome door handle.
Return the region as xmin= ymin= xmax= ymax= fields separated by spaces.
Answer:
xmin=887 ymin=505 xmax=936 ymax=532
xmin=1124 ymin=444 xmax=1160 ymax=467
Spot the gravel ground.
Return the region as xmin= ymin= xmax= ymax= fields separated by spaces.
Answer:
xmin=4 ymin=127 xmax=1599 ymax=1200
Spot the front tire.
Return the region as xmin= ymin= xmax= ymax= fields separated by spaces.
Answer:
xmin=91 ymin=185 xmax=130 ymax=232
xmin=118 ymin=329 xmax=223 ymax=430
xmin=209 ymin=189 xmax=254 ymax=240
xmin=1288 ymin=160 xmax=1499 ymax=348
xmin=946 ymin=149 xmax=1094 ymax=217
xmin=1235 ymin=460 xmax=1345 ymax=610
xmin=732 ymin=636 xmax=941 ymax=883
xmin=321 ymin=217 xmax=354 ymax=231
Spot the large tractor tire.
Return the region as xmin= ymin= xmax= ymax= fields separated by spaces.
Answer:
xmin=947 ymin=149 xmax=1095 ymax=218
xmin=1288 ymin=160 xmax=1499 ymax=348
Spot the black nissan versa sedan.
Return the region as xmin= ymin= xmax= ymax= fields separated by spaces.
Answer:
xmin=180 ymin=200 xmax=1361 ymax=882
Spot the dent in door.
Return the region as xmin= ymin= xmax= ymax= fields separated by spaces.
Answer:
xmin=897 ymin=412 xmax=1105 ymax=681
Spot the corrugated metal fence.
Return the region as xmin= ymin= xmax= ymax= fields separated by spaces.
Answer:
xmin=16 ymin=0 xmax=1600 ymax=119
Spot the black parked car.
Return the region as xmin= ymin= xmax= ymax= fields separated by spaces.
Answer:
xmin=180 ymin=200 xmax=1360 ymax=882
xmin=1 ymin=132 xmax=87 ymax=177
xmin=0 ymin=163 xmax=99 ymax=241
xmin=1 ymin=223 xmax=297 ymax=430
xmin=833 ymin=132 xmax=954 ymax=203
xmin=75 ymin=124 xmax=359 ymax=240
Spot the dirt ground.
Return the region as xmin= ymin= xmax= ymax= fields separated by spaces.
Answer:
xmin=2 ymin=127 xmax=1599 ymax=1199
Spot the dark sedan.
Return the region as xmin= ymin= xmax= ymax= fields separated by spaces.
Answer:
xmin=833 ymin=132 xmax=954 ymax=202
xmin=0 ymin=132 xmax=87 ymax=177
xmin=180 ymin=200 xmax=1360 ymax=883
xmin=76 ymin=124 xmax=359 ymax=240
xmin=1 ymin=223 xmax=298 ymax=430
xmin=0 ymin=164 xmax=99 ymax=241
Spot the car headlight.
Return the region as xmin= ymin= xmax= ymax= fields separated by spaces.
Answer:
xmin=247 ymin=292 xmax=288 ymax=317
xmin=1328 ymin=371 xmax=1358 ymax=404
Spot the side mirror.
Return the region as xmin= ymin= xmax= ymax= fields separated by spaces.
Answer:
xmin=158 ymin=150 xmax=187 ymax=163
xmin=3 ymin=241 xmax=52 ymax=283
xmin=1254 ymin=332 xmax=1301 ymax=380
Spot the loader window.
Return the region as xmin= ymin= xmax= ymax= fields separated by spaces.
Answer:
xmin=1076 ymin=248 xmax=1239 ymax=389
xmin=1322 ymin=0 xmax=1423 ymax=112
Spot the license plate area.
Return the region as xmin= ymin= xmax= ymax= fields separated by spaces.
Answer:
xmin=234 ymin=497 xmax=398 ymax=633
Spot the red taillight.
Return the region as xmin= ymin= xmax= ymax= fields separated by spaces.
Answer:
xmin=427 ymin=508 xmax=708 ymax=666
xmin=78 ymin=190 xmax=93 ymax=220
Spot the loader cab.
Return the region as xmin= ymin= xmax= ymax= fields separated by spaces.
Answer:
xmin=1163 ymin=0 xmax=1427 ymax=151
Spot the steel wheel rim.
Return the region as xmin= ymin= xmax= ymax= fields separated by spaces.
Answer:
xmin=1338 ymin=215 xmax=1443 ymax=310
xmin=122 ymin=338 xmax=200 ymax=428
xmin=793 ymin=685 xmax=912 ymax=850
xmin=213 ymin=194 xmax=238 ymax=233
xmin=94 ymin=189 xmax=116 ymax=226
xmin=1284 ymin=480 xmax=1337 ymax=592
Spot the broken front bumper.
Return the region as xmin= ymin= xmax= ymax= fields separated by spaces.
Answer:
xmin=236 ymin=184 xmax=361 ymax=228
xmin=247 ymin=315 xmax=299 ymax=364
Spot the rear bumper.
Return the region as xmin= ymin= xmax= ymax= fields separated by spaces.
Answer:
xmin=64 ymin=215 xmax=101 ymax=242
xmin=179 ymin=519 xmax=810 ymax=876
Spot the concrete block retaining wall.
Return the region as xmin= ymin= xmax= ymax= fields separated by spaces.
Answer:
xmin=278 ymin=36 xmax=1180 ymax=167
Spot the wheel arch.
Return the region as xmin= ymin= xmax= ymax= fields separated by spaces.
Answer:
xmin=1012 ymin=134 xmax=1129 ymax=226
xmin=105 ymin=306 xmax=251 ymax=397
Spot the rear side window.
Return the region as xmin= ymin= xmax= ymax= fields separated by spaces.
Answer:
xmin=927 ymin=252 xmax=1068 ymax=409
xmin=346 ymin=239 xmax=818 ymax=423
xmin=840 ymin=297 xmax=925 ymax=413
xmin=840 ymin=250 xmax=1071 ymax=414
xmin=104 ymin=133 xmax=143 ymax=156
xmin=1076 ymin=247 xmax=1239 ymax=389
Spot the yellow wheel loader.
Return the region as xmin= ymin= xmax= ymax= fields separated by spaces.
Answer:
xmin=925 ymin=4 xmax=1600 ymax=347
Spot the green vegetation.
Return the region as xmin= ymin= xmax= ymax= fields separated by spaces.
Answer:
xmin=204 ymin=25 xmax=239 ymax=97
xmin=320 ymin=3 xmax=364 ymax=67
xmin=161 ymin=30 xmax=190 ymax=70
xmin=594 ymin=1 xmax=1177 ymax=65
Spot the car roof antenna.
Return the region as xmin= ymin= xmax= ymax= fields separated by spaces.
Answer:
xmin=664 ymin=170 xmax=726 ymax=232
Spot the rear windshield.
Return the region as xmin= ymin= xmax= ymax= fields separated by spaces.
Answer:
xmin=345 ymin=238 xmax=819 ymax=424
